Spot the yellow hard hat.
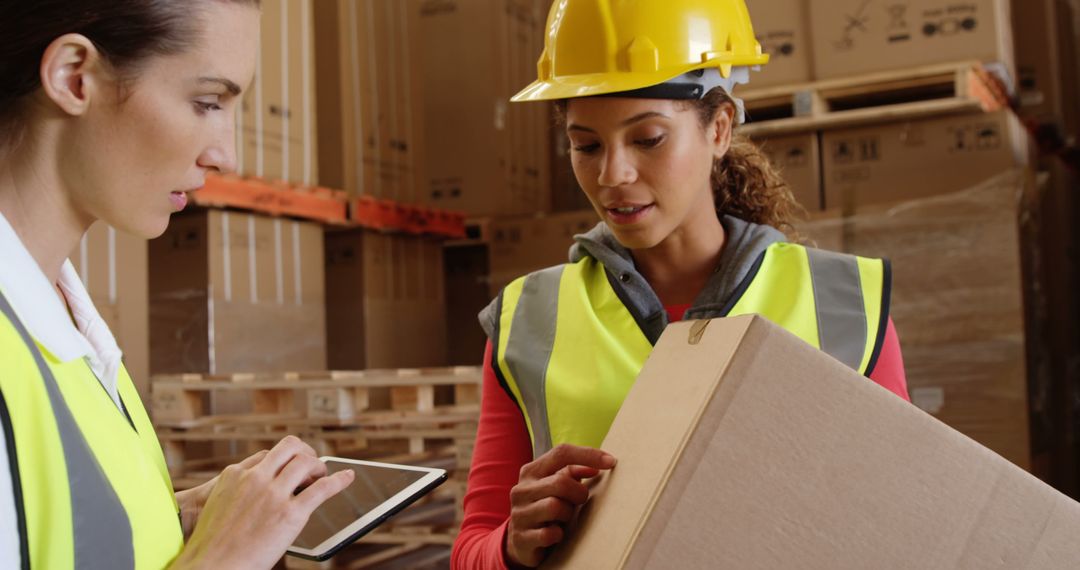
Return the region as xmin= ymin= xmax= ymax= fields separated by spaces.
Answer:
xmin=512 ymin=0 xmax=770 ymax=102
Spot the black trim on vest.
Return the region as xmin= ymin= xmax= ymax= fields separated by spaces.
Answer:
xmin=865 ymin=259 xmax=893 ymax=378
xmin=489 ymin=291 xmax=522 ymax=409
xmin=604 ymin=269 xmax=662 ymax=346
xmin=719 ymin=249 xmax=769 ymax=317
xmin=0 ymin=383 xmax=31 ymax=570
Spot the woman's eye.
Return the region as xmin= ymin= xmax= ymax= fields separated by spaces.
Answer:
xmin=636 ymin=135 xmax=665 ymax=148
xmin=572 ymin=142 xmax=600 ymax=154
xmin=194 ymin=100 xmax=223 ymax=114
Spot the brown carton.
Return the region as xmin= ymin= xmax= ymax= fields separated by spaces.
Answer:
xmin=747 ymin=0 xmax=815 ymax=87
xmin=237 ymin=0 xmax=318 ymax=186
xmin=70 ymin=224 xmax=150 ymax=402
xmin=809 ymin=0 xmax=1014 ymax=80
xmin=325 ymin=229 xmax=447 ymax=370
xmin=802 ymin=171 xmax=1031 ymax=469
xmin=314 ymin=0 xmax=426 ymax=202
xmin=822 ymin=111 xmax=1025 ymax=210
xmin=149 ymin=209 xmax=326 ymax=375
xmin=412 ymin=0 xmax=552 ymax=217
xmin=487 ymin=210 xmax=598 ymax=295
xmin=548 ymin=315 xmax=1080 ymax=568
xmin=755 ymin=132 xmax=823 ymax=211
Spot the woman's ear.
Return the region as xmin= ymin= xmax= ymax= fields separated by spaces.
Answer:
xmin=39 ymin=33 xmax=103 ymax=117
xmin=709 ymin=102 xmax=736 ymax=160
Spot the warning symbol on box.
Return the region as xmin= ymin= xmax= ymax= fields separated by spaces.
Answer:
xmin=948 ymin=124 xmax=1001 ymax=152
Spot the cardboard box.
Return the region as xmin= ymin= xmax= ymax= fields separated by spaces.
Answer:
xmin=747 ymin=0 xmax=815 ymax=87
xmin=314 ymin=0 xmax=426 ymax=201
xmin=548 ymin=315 xmax=1080 ymax=568
xmin=756 ymin=132 xmax=823 ymax=211
xmin=809 ymin=0 xmax=1014 ymax=80
xmin=70 ymin=224 xmax=150 ymax=402
xmin=325 ymin=230 xmax=447 ymax=370
xmin=412 ymin=0 xmax=552 ymax=217
xmin=487 ymin=209 xmax=598 ymax=295
xmin=149 ymin=209 xmax=326 ymax=375
xmin=237 ymin=0 xmax=318 ymax=186
xmin=445 ymin=244 xmax=490 ymax=366
xmin=822 ymin=111 xmax=1025 ymax=210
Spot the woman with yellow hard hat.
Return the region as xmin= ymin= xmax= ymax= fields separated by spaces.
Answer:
xmin=452 ymin=0 xmax=910 ymax=567
xmin=0 ymin=1 xmax=354 ymax=567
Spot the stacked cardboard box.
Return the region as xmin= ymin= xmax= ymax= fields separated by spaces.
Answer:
xmin=755 ymin=133 xmax=824 ymax=212
xmin=808 ymin=0 xmax=1014 ymax=80
xmin=70 ymin=224 xmax=150 ymax=401
xmin=314 ymin=0 xmax=426 ymax=202
xmin=325 ymin=230 xmax=447 ymax=370
xmin=412 ymin=0 xmax=552 ymax=217
xmin=747 ymin=0 xmax=815 ymax=87
xmin=149 ymin=209 xmax=327 ymax=375
xmin=237 ymin=0 xmax=319 ymax=186
xmin=799 ymin=171 xmax=1031 ymax=469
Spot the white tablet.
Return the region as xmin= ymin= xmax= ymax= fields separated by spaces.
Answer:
xmin=286 ymin=457 xmax=448 ymax=561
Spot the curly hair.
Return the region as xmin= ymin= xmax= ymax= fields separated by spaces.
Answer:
xmin=555 ymin=87 xmax=805 ymax=236
xmin=689 ymin=88 xmax=804 ymax=236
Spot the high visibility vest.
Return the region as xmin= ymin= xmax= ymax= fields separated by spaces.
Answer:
xmin=492 ymin=243 xmax=890 ymax=458
xmin=0 ymin=290 xmax=184 ymax=569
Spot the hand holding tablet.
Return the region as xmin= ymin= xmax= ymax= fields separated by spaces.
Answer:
xmin=287 ymin=457 xmax=448 ymax=561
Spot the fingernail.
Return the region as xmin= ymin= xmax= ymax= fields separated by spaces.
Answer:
xmin=602 ymin=454 xmax=617 ymax=468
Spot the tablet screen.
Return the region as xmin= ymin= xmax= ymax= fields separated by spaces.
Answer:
xmin=293 ymin=461 xmax=429 ymax=549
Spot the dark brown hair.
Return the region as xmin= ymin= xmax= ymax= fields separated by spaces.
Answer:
xmin=0 ymin=0 xmax=259 ymax=151
xmin=556 ymin=87 xmax=804 ymax=236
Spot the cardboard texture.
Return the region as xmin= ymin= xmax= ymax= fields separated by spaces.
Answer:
xmin=487 ymin=210 xmax=598 ymax=295
xmin=747 ymin=0 xmax=815 ymax=87
xmin=69 ymin=224 xmax=150 ymax=403
xmin=325 ymin=229 xmax=447 ymax=370
xmin=445 ymin=244 xmax=490 ymax=366
xmin=413 ymin=0 xmax=552 ymax=216
xmin=149 ymin=209 xmax=327 ymax=376
xmin=547 ymin=315 xmax=1080 ymax=568
xmin=314 ymin=0 xmax=426 ymax=201
xmin=801 ymin=170 xmax=1032 ymax=469
xmin=237 ymin=0 xmax=318 ymax=186
xmin=809 ymin=0 xmax=1014 ymax=80
xmin=756 ymin=132 xmax=823 ymax=211
xmin=822 ymin=111 xmax=1025 ymax=210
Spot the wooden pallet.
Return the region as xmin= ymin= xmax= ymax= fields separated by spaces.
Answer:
xmin=151 ymin=367 xmax=482 ymax=427
xmin=738 ymin=60 xmax=1012 ymax=138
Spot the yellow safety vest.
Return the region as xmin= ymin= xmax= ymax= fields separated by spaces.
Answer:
xmin=492 ymin=243 xmax=889 ymax=458
xmin=0 ymin=289 xmax=184 ymax=569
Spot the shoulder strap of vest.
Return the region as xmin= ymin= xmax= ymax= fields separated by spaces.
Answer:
xmin=0 ymin=294 xmax=30 ymax=570
xmin=0 ymin=289 xmax=135 ymax=569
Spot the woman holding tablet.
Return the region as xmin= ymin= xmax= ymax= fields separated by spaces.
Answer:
xmin=452 ymin=0 xmax=911 ymax=568
xmin=0 ymin=1 xmax=354 ymax=567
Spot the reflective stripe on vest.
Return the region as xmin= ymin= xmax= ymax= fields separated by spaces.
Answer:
xmin=0 ymin=289 xmax=183 ymax=569
xmin=493 ymin=243 xmax=889 ymax=458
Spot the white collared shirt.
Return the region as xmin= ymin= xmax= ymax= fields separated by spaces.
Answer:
xmin=0 ymin=211 xmax=126 ymax=567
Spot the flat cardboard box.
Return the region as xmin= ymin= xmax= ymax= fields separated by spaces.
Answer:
xmin=747 ymin=0 xmax=815 ymax=87
xmin=445 ymin=244 xmax=490 ymax=366
xmin=149 ymin=209 xmax=326 ymax=375
xmin=314 ymin=0 xmax=426 ymax=201
xmin=809 ymin=0 xmax=1014 ymax=80
xmin=755 ymin=132 xmax=823 ymax=211
xmin=412 ymin=0 xmax=552 ymax=217
xmin=70 ymin=223 xmax=150 ymax=403
xmin=803 ymin=171 xmax=1032 ymax=469
xmin=822 ymin=111 xmax=1025 ymax=211
xmin=325 ymin=229 xmax=447 ymax=370
xmin=487 ymin=210 xmax=598 ymax=295
xmin=237 ymin=0 xmax=318 ymax=186
xmin=548 ymin=315 xmax=1080 ymax=568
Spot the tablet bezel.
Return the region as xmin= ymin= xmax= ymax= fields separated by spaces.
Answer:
xmin=286 ymin=456 xmax=448 ymax=561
